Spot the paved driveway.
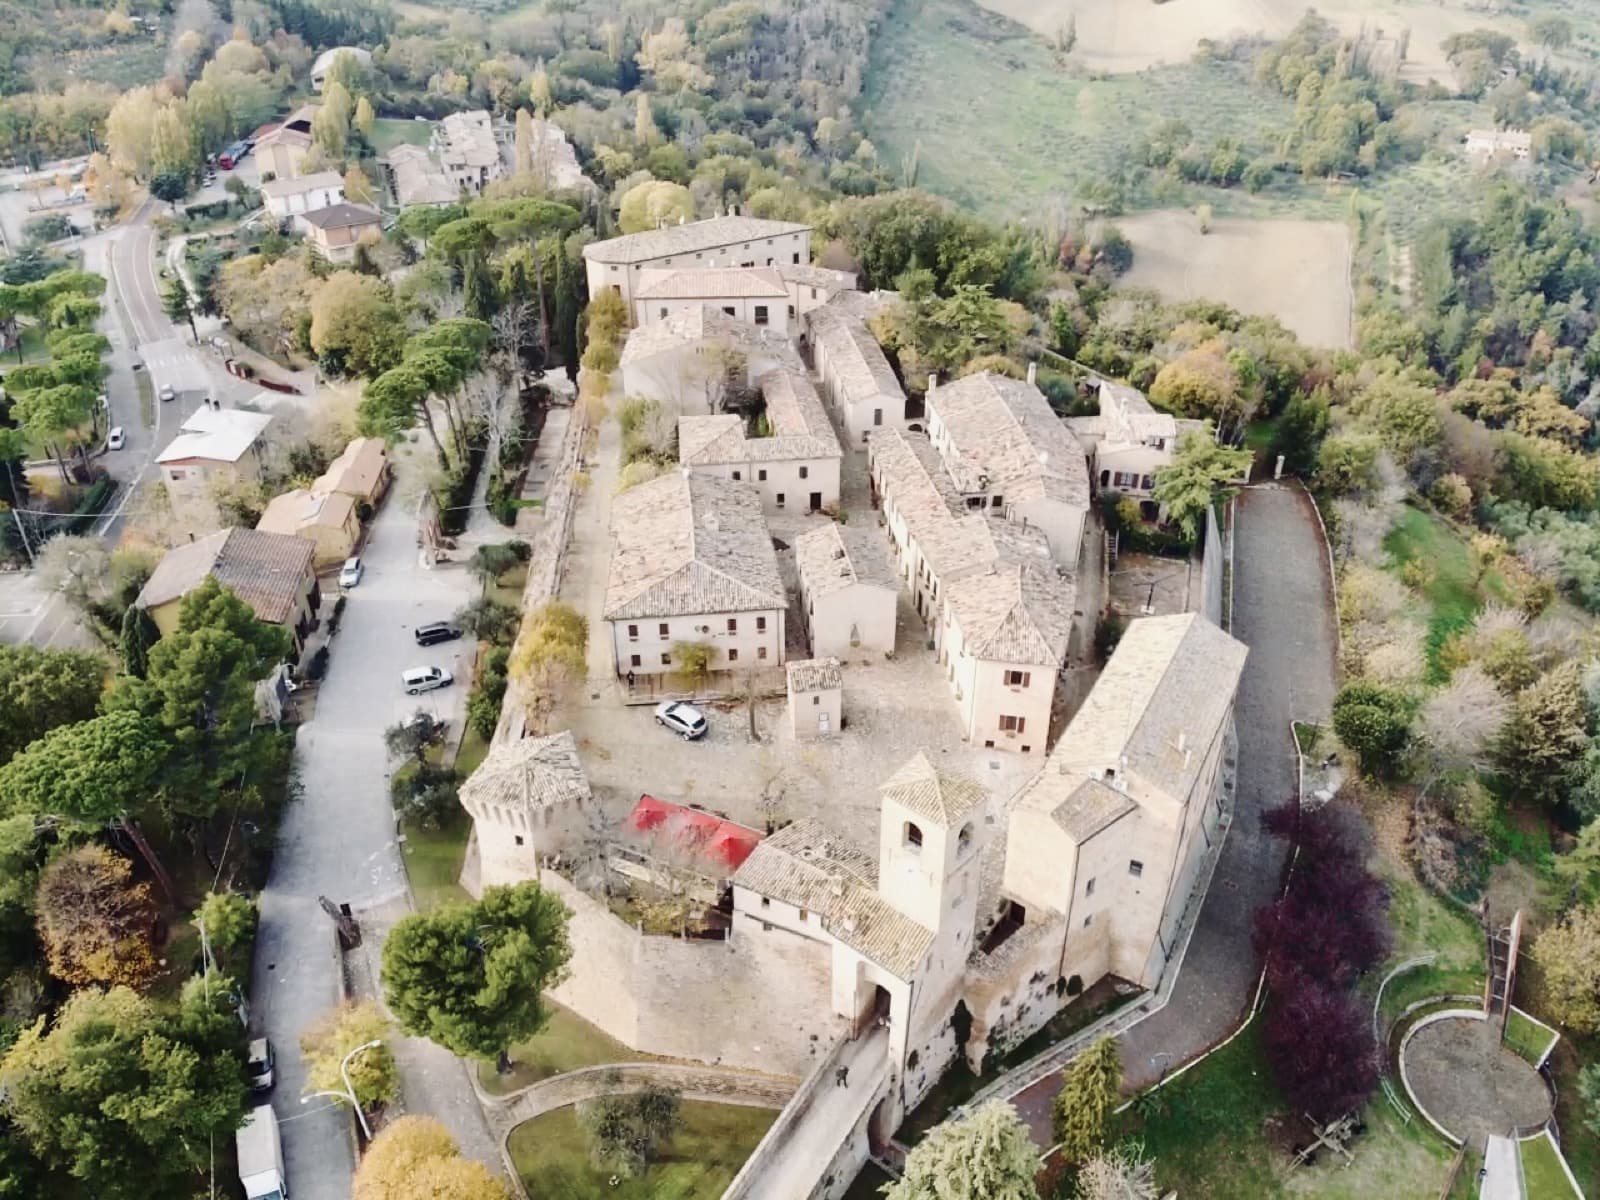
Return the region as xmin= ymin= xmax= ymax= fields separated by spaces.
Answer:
xmin=249 ymin=487 xmax=494 ymax=1200
xmin=1009 ymin=484 xmax=1338 ymax=1141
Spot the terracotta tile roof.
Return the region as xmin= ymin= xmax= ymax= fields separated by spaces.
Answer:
xmin=1015 ymin=612 xmax=1248 ymax=833
xmin=785 ymin=657 xmax=841 ymax=692
xmin=460 ymin=730 xmax=591 ymax=815
xmin=929 ymin=372 xmax=1089 ymax=509
xmin=878 ymin=752 xmax=988 ymax=825
xmin=778 ymin=263 xmax=856 ymax=293
xmin=680 ymin=369 xmax=840 ymax=468
xmin=677 ymin=415 xmax=747 ymax=466
xmin=794 ymin=524 xmax=897 ymax=601
xmin=137 ymin=528 xmax=314 ymax=625
xmin=583 ymin=215 xmax=811 ymax=265
xmin=604 ymin=472 xmax=785 ymax=621
xmin=620 ymin=305 xmax=803 ymax=370
xmin=438 ymin=109 xmax=501 ymax=169
xmin=943 ymin=559 xmax=1073 ymax=668
xmin=320 ymin=437 xmax=388 ymax=499
xmin=636 ymin=267 xmax=787 ymax=300
xmin=1050 ymin=779 xmax=1137 ymax=841
xmin=805 ymin=305 xmax=904 ymax=406
xmin=256 ymin=486 xmax=356 ymax=536
xmin=732 ymin=818 xmax=935 ymax=980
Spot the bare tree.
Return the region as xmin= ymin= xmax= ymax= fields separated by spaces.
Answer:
xmin=1415 ymin=665 xmax=1508 ymax=805
xmin=1079 ymin=1143 xmax=1160 ymax=1200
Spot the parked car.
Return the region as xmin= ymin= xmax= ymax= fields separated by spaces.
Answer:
xmin=414 ymin=621 xmax=462 ymax=647
xmin=401 ymin=665 xmax=453 ymax=695
xmin=106 ymin=426 xmax=125 ymax=450
xmin=246 ymin=1037 xmax=274 ymax=1093
xmin=654 ymin=700 xmax=708 ymax=740
xmin=158 ymin=384 xmax=175 ymax=402
xmin=338 ymin=556 xmax=363 ymax=588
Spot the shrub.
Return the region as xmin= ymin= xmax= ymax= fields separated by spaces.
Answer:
xmin=1331 ymin=681 xmax=1411 ymax=776
xmin=304 ymin=645 xmax=330 ymax=680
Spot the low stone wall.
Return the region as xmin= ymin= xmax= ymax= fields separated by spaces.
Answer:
xmin=721 ymin=1037 xmax=850 ymax=1200
xmin=488 ymin=1061 xmax=793 ymax=1129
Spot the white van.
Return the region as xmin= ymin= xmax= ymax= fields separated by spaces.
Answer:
xmin=401 ymin=666 xmax=453 ymax=695
xmin=237 ymin=1104 xmax=287 ymax=1200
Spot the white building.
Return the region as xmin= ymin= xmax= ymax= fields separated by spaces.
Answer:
xmin=310 ymin=46 xmax=371 ymax=91
xmin=459 ymin=731 xmax=593 ymax=886
xmin=926 ymin=370 xmax=1090 ymax=570
xmin=383 ymin=143 xmax=459 ymax=208
xmin=869 ymin=425 xmax=1073 ymax=755
xmin=435 ymin=109 xmax=504 ymax=195
xmin=786 ymin=657 xmax=842 ymax=739
xmin=1465 ymin=128 xmax=1532 ymax=161
xmin=260 ymin=170 xmax=344 ymax=226
xmin=794 ymin=523 xmax=898 ymax=660
xmin=619 ymin=305 xmax=802 ymax=414
xmin=603 ymin=471 xmax=787 ymax=678
xmin=582 ymin=213 xmax=812 ymax=309
xmin=677 ymin=367 xmax=841 ymax=514
xmin=634 ymin=267 xmax=791 ymax=334
xmin=807 ymin=303 xmax=907 ymax=445
xmin=780 ymin=262 xmax=858 ymax=321
xmin=1066 ymin=380 xmax=1208 ymax=517
xmin=156 ymin=402 xmax=275 ymax=531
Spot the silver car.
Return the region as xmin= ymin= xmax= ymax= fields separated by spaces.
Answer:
xmin=338 ymin=556 xmax=363 ymax=587
xmin=401 ymin=666 xmax=453 ymax=695
xmin=654 ymin=700 xmax=708 ymax=740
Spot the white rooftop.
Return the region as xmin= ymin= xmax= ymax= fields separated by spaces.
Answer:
xmin=157 ymin=406 xmax=273 ymax=465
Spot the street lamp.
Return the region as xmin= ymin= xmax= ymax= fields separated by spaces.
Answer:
xmin=299 ymin=1038 xmax=383 ymax=1141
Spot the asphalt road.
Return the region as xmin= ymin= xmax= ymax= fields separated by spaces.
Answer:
xmin=249 ymin=492 xmax=490 ymax=1200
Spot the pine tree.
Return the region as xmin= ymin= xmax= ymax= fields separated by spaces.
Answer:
xmin=1051 ymin=1037 xmax=1122 ymax=1163
xmin=634 ymin=92 xmax=659 ymax=145
xmin=118 ymin=605 xmax=158 ymax=679
xmin=462 ymin=251 xmax=498 ymax=321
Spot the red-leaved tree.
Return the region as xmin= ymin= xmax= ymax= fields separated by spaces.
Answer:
xmin=1262 ymin=976 xmax=1380 ymax=1120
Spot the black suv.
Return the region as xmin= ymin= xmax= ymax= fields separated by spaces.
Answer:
xmin=414 ymin=621 xmax=462 ymax=647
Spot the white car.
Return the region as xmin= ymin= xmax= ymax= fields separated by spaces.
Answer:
xmin=338 ymin=556 xmax=363 ymax=588
xmin=401 ymin=665 xmax=453 ymax=695
xmin=106 ymin=427 xmax=125 ymax=450
xmin=654 ymin=700 xmax=708 ymax=740
xmin=158 ymin=385 xmax=176 ymax=403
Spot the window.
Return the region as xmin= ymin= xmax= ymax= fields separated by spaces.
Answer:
xmin=873 ymin=408 xmax=883 ymax=426
xmin=810 ymin=287 xmax=818 ymax=300
xmin=728 ymin=649 xmax=739 ymax=662
xmin=1021 ymin=745 xmax=1031 ymax=753
xmin=984 ymin=739 xmax=995 ymax=748
xmin=609 ymin=265 xmax=618 ymax=273
xmin=658 ymin=306 xmax=667 ymax=319
xmin=788 ymin=305 xmax=796 ymax=318
xmin=757 ymin=646 xmax=768 ymax=660
xmin=1100 ymin=469 xmax=1110 ymax=488
xmin=812 ymin=694 xmax=820 ymax=706
xmin=991 ymin=495 xmax=1003 ymax=508
xmin=727 ymin=618 xmax=738 ymax=633
xmin=732 ymin=470 xmax=741 ymax=480
xmin=758 ymin=469 xmax=767 ymax=481
xmin=799 ymin=908 xmax=808 ymax=921
xmin=723 ymin=306 xmax=736 ymax=316
xmin=792 ymin=252 xmax=800 ymax=264
xmin=1083 ymin=914 xmax=1094 ymax=928
xmin=660 ymin=653 xmax=671 ymax=666
xmin=760 ymin=897 xmax=770 ymax=908
xmin=798 ymin=465 xmax=809 ymax=479
xmin=958 ymin=823 xmax=974 ymax=855
xmin=630 ymin=654 xmax=641 ymax=668
xmin=765 ymin=257 xmax=773 ymax=267
xmin=1141 ymin=475 xmax=1155 ymax=490
xmin=514 ymin=835 xmax=524 ymax=846
xmin=776 ymin=493 xmax=785 ymax=507
xmin=754 ymin=305 xmax=769 ymax=325
xmin=756 ymin=616 xmax=767 ymax=632
xmin=966 ymin=496 xmax=983 ymax=510
xmin=1085 ymin=877 xmax=1095 ymax=897
xmin=903 ymin=822 xmax=923 ymax=850
xmin=628 ymin=624 xmax=639 ymax=640
xmin=999 ymin=715 xmax=1026 ymax=734
xmin=1004 ymin=670 xmax=1031 ymax=688
xmin=658 ymin=623 xmax=670 ymax=637
xmin=1129 ymin=860 xmax=1144 ymax=878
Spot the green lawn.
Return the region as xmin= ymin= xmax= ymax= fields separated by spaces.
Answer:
xmin=1382 ymin=505 xmax=1506 ymax=679
xmin=478 ymin=1001 xmax=654 ymax=1095
xmin=368 ymin=118 xmax=434 ymax=158
xmin=1504 ymin=1007 xmax=1558 ymax=1067
xmin=399 ymin=811 xmax=471 ymax=910
xmin=507 ymin=1101 xmax=775 ymax=1200
xmin=1117 ymin=1019 xmax=1454 ymax=1199
xmin=1520 ymin=1132 xmax=1582 ymax=1200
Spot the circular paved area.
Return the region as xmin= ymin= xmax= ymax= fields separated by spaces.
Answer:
xmin=1402 ymin=1016 xmax=1552 ymax=1142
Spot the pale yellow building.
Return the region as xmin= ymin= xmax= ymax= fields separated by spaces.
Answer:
xmin=300 ymin=203 xmax=382 ymax=263
xmin=254 ymin=104 xmax=317 ymax=181
xmin=1066 ymin=380 xmax=1208 ymax=517
xmin=806 ymin=303 xmax=906 ymax=445
xmin=319 ymin=436 xmax=392 ymax=508
xmin=583 ymin=213 xmax=812 ymax=309
xmin=619 ymin=305 xmax=802 ymax=415
xmin=136 ymin=527 xmax=319 ymax=649
xmin=793 ymin=523 xmax=898 ymax=660
xmin=256 ymin=487 xmax=359 ymax=569
xmin=786 ymin=657 xmax=842 ymax=739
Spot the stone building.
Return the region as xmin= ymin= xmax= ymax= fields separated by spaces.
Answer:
xmin=786 ymin=657 xmax=843 ymax=739
xmin=794 ymin=523 xmax=898 ymax=660
xmin=677 ymin=367 xmax=841 ymax=515
xmin=602 ymin=472 xmax=787 ymax=678
xmin=582 ymin=212 xmax=812 ymax=309
xmin=136 ymin=528 xmax=319 ymax=649
xmin=925 ymin=370 xmax=1090 ymax=570
xmin=1066 ymin=380 xmax=1207 ymax=517
xmin=459 ymin=730 xmax=593 ymax=886
xmin=806 ymin=303 xmax=907 ymax=445
xmin=435 ymin=109 xmax=504 ymax=195
xmin=633 ymin=267 xmax=791 ymax=334
xmin=619 ymin=305 xmax=802 ymax=415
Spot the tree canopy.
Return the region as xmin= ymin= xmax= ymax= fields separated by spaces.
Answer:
xmin=886 ymin=1100 xmax=1039 ymax=1200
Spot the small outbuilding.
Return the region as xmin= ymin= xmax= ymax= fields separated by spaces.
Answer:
xmin=786 ymin=657 xmax=842 ymax=740
xmin=794 ymin=523 xmax=898 ymax=659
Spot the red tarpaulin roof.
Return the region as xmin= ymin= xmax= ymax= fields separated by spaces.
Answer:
xmin=626 ymin=794 xmax=763 ymax=873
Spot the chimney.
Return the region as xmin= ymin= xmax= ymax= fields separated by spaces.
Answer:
xmin=1026 ymin=360 xmax=1038 ymax=386
xmin=927 ymin=373 xmax=937 ymax=394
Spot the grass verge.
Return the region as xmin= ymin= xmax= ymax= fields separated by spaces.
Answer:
xmin=477 ymin=1001 xmax=657 ymax=1096
xmin=1381 ymin=505 xmax=1506 ymax=679
xmin=399 ymin=810 xmax=471 ymax=911
xmin=1503 ymin=1008 xmax=1557 ymax=1067
xmin=1520 ymin=1131 xmax=1581 ymax=1200
xmin=507 ymin=1100 xmax=775 ymax=1200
